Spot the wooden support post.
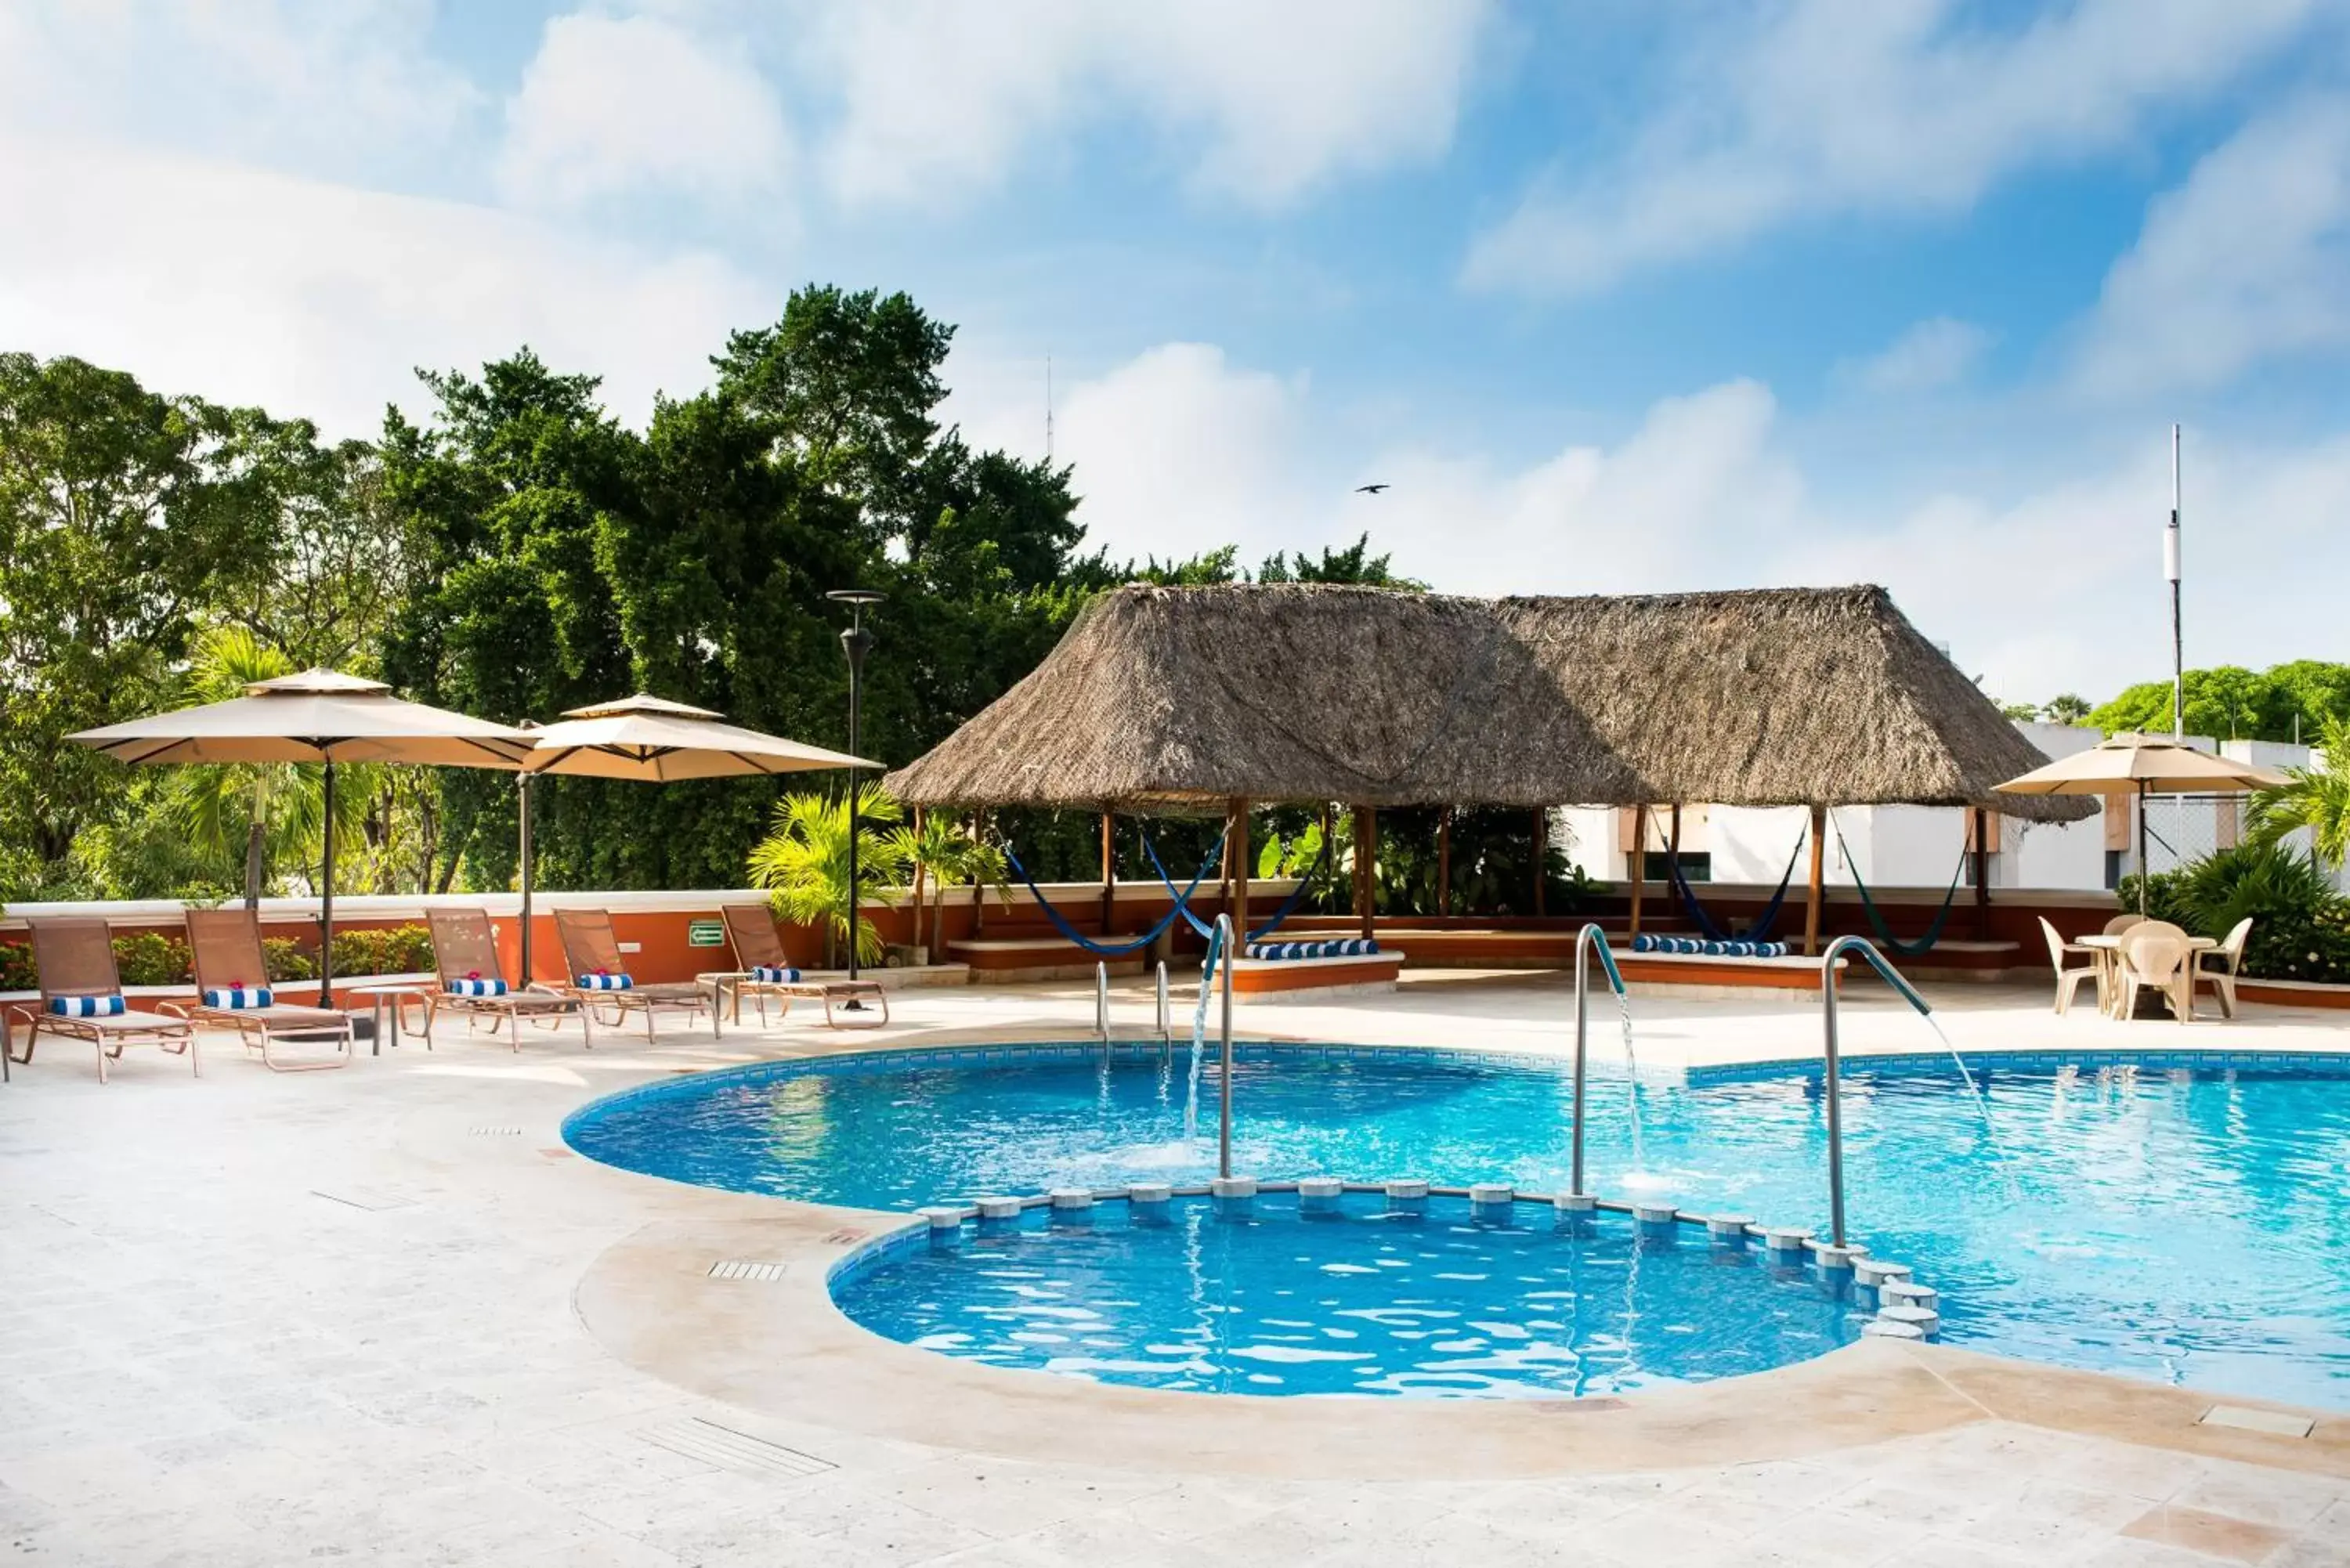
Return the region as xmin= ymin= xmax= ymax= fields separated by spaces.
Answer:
xmin=1969 ymin=806 xmax=1994 ymax=940
xmin=1354 ymin=806 xmax=1377 ymax=941
xmin=971 ymin=811 xmax=989 ymax=935
xmin=1437 ymin=807 xmax=1453 ymax=919
xmin=911 ymin=806 xmax=927 ymax=959
xmin=1532 ymin=807 xmax=1547 ymax=917
xmin=1231 ymin=798 xmax=1251 ymax=943
xmin=1099 ymin=810 xmax=1116 ymax=933
xmin=1804 ymin=804 xmax=1828 ymax=957
xmin=1628 ymin=804 xmax=1648 ymax=938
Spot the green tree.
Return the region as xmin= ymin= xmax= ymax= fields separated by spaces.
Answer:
xmin=894 ymin=812 xmax=1009 ymax=959
xmin=747 ymin=785 xmax=911 ymax=966
xmin=0 ymin=353 xmax=278 ymax=889
xmin=2249 ymin=714 xmax=2350 ymax=868
xmin=2089 ymin=663 xmax=2350 ymax=742
xmin=2041 ymin=693 xmax=2092 ymax=724
xmin=1258 ymin=532 xmax=1424 ymax=587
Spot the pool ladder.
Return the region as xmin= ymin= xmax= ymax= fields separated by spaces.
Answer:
xmin=1566 ymin=926 xmax=1933 ymax=1250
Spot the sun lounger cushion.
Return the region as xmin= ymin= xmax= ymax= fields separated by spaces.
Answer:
xmin=204 ymin=985 xmax=273 ymax=1008
xmin=49 ymin=994 xmax=126 ymax=1017
xmin=577 ymin=972 xmax=634 ymax=990
xmin=1245 ymin=939 xmax=1380 ymax=960
xmin=752 ymin=965 xmax=801 ymax=983
xmin=446 ymin=977 xmax=508 ymax=997
xmin=1629 ymin=935 xmax=1789 ymax=958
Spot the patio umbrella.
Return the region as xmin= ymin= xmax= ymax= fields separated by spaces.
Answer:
xmin=1996 ymin=732 xmax=2290 ymax=912
xmin=513 ymin=695 xmax=876 ymax=981
xmin=69 ymin=670 xmax=533 ymax=1002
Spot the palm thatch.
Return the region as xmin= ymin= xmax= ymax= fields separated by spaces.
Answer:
xmin=884 ymin=582 xmax=2092 ymax=822
xmin=1494 ymin=586 xmax=2092 ymax=821
xmin=882 ymin=583 xmax=1647 ymax=811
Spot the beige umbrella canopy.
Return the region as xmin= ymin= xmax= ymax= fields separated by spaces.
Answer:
xmin=511 ymin=695 xmax=877 ymax=981
xmin=1997 ymin=732 xmax=2291 ymax=912
xmin=69 ymin=670 xmax=534 ymax=1001
xmin=520 ymin=694 xmax=873 ymax=780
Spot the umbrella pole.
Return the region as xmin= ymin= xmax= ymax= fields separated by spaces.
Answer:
xmin=2138 ymin=779 xmax=2151 ymax=916
xmin=518 ymin=772 xmax=535 ymax=984
xmin=320 ymin=759 xmax=337 ymax=1007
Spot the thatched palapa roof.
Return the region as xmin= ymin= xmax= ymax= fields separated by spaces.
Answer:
xmin=884 ymin=582 xmax=2091 ymax=822
xmin=884 ymin=584 xmax=1647 ymax=811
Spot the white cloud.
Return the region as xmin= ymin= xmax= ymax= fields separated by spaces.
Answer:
xmin=975 ymin=340 xmax=2350 ymax=699
xmin=1837 ymin=317 xmax=1990 ymax=395
xmin=0 ymin=0 xmax=478 ymax=182
xmin=497 ymin=13 xmax=792 ymax=209
xmin=0 ymin=137 xmax=768 ymax=436
xmin=801 ymin=0 xmax=1491 ymax=210
xmin=1466 ymin=0 xmax=2323 ymax=295
xmin=2071 ymin=99 xmax=2350 ymax=396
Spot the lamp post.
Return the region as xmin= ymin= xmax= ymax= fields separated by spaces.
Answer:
xmin=827 ymin=589 xmax=884 ymax=1003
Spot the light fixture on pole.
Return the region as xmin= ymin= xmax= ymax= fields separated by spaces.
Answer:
xmin=827 ymin=588 xmax=885 ymax=1006
xmin=2167 ymin=423 xmax=2183 ymax=742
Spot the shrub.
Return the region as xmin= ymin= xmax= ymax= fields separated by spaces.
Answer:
xmin=327 ymin=924 xmax=435 ymax=977
xmin=0 ymin=943 xmax=34 ymax=991
xmin=262 ymin=937 xmax=317 ymax=982
xmin=2120 ymin=844 xmax=2350 ymax=985
xmin=111 ymin=932 xmax=194 ymax=986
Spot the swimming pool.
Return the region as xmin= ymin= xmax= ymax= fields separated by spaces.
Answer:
xmin=833 ymin=1190 xmax=1870 ymax=1397
xmin=564 ymin=1042 xmax=2350 ymax=1408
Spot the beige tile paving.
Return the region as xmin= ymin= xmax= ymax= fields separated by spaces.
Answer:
xmin=2 ymin=974 xmax=2344 ymax=1566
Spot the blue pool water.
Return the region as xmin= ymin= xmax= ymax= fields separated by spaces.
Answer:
xmin=564 ymin=1044 xmax=2350 ymax=1407
xmin=833 ymin=1192 xmax=1868 ymax=1397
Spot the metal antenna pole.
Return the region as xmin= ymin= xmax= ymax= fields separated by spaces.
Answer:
xmin=2167 ymin=423 xmax=2183 ymax=741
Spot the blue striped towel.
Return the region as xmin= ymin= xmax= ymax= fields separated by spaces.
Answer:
xmin=204 ymin=986 xmax=273 ymax=1009
xmin=577 ymin=972 xmax=634 ymax=991
xmin=49 ymin=994 xmax=125 ymax=1017
xmin=753 ymin=965 xmax=801 ymax=983
xmin=446 ymin=977 xmax=508 ymax=997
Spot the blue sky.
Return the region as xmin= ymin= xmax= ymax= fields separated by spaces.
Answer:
xmin=4 ymin=1 xmax=2348 ymax=703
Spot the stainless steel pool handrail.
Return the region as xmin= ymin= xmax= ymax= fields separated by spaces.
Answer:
xmin=1094 ymin=960 xmax=1110 ymax=1043
xmin=1819 ymin=934 xmax=1933 ymax=1247
xmin=1570 ymin=923 xmax=1626 ymax=1197
xmin=1216 ymin=914 xmax=1236 ymax=1180
xmin=1155 ymin=960 xmax=1170 ymax=1049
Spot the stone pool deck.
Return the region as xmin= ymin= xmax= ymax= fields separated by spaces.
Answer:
xmin=2 ymin=972 xmax=2347 ymax=1566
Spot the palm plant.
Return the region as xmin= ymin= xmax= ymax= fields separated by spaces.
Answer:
xmin=2249 ymin=714 xmax=2350 ymax=868
xmin=892 ymin=812 xmax=1008 ymax=961
xmin=747 ymin=784 xmax=912 ymax=966
xmin=168 ymin=626 xmax=376 ymax=905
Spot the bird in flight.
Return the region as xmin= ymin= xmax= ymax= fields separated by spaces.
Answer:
xmin=1354 ymin=482 xmax=1390 ymax=494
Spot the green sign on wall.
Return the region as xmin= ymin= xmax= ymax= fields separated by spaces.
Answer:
xmin=687 ymin=919 xmax=726 ymax=947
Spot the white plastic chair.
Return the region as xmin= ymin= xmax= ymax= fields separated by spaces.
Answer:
xmin=2115 ymin=931 xmax=2194 ymax=1024
xmin=2195 ymin=917 xmax=2254 ymax=1021
xmin=2039 ymin=916 xmax=2101 ymax=1016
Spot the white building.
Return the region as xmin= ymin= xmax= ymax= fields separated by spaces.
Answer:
xmin=1556 ymin=724 xmax=2337 ymax=894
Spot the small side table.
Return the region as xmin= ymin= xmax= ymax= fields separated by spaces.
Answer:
xmin=342 ymin=981 xmax=436 ymax=1057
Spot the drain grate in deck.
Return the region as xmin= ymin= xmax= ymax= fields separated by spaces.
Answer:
xmin=639 ymin=1418 xmax=833 ymax=1477
xmin=470 ymin=1125 xmax=524 ymax=1136
xmin=707 ymin=1259 xmax=789 ymax=1283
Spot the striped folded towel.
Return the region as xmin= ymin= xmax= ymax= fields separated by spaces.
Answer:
xmin=446 ymin=977 xmax=508 ymax=997
xmin=204 ymin=986 xmax=272 ymax=1009
xmin=49 ymin=994 xmax=125 ymax=1017
xmin=752 ymin=965 xmax=801 ymax=984
xmin=576 ymin=972 xmax=634 ymax=991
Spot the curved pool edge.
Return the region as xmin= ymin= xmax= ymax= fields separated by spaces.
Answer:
xmin=565 ymin=1171 xmax=2350 ymax=1483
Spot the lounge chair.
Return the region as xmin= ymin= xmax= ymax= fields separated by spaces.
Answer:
xmin=2114 ymin=927 xmax=2194 ymax=1024
xmin=712 ymin=903 xmax=889 ymax=1029
xmin=2037 ymin=917 xmax=2101 ymax=1016
xmin=6 ymin=917 xmax=200 ymax=1083
xmin=551 ymin=908 xmax=715 ymax=1042
xmin=2194 ymin=916 xmax=2254 ymax=1021
xmin=168 ymin=908 xmax=355 ymax=1071
xmin=423 ymin=909 xmax=591 ymax=1051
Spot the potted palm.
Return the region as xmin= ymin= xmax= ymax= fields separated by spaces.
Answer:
xmin=747 ymin=785 xmax=911 ymax=969
xmin=895 ymin=813 xmax=1009 ymax=965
